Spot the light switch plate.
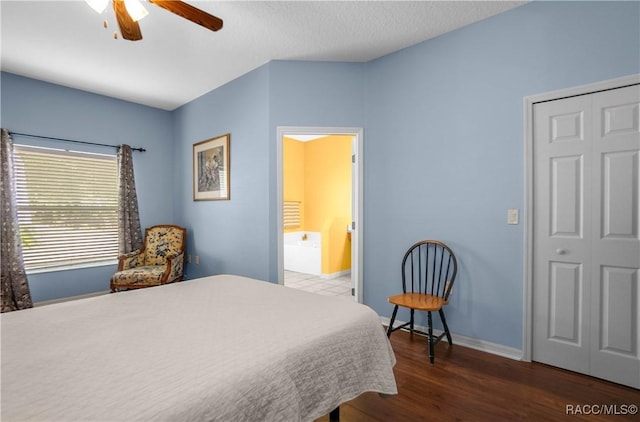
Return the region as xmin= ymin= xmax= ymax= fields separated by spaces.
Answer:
xmin=508 ymin=208 xmax=519 ymax=225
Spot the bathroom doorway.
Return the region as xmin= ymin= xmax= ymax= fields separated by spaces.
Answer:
xmin=276 ymin=127 xmax=363 ymax=302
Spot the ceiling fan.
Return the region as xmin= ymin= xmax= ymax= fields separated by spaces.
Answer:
xmin=86 ymin=0 xmax=223 ymax=41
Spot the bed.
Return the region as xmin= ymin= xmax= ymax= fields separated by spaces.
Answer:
xmin=1 ymin=274 xmax=397 ymax=421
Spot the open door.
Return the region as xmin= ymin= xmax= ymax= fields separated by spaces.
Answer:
xmin=277 ymin=127 xmax=363 ymax=303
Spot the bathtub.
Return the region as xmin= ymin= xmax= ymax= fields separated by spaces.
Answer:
xmin=284 ymin=232 xmax=321 ymax=275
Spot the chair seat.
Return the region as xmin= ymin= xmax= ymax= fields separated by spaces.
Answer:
xmin=388 ymin=293 xmax=448 ymax=311
xmin=111 ymin=265 xmax=166 ymax=288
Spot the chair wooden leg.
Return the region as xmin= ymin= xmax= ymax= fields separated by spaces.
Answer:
xmin=427 ymin=311 xmax=434 ymax=364
xmin=439 ymin=309 xmax=453 ymax=345
xmin=387 ymin=305 xmax=398 ymax=338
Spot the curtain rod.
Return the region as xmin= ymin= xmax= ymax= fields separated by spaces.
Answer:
xmin=9 ymin=131 xmax=146 ymax=152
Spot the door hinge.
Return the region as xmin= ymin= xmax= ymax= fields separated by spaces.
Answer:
xmin=352 ymin=154 xmax=356 ymax=163
xmin=351 ymin=221 xmax=356 ymax=230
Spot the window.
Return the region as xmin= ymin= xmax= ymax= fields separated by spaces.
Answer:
xmin=283 ymin=200 xmax=301 ymax=229
xmin=13 ymin=145 xmax=119 ymax=271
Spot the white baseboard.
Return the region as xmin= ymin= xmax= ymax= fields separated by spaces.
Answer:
xmin=35 ymin=290 xmax=111 ymax=307
xmin=380 ymin=316 xmax=523 ymax=361
xmin=320 ymin=270 xmax=351 ymax=280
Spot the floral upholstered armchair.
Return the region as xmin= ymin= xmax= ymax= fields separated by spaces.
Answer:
xmin=110 ymin=225 xmax=187 ymax=292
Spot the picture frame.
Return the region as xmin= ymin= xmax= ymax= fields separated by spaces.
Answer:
xmin=193 ymin=134 xmax=230 ymax=201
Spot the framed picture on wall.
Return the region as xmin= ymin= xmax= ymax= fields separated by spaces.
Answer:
xmin=193 ymin=134 xmax=230 ymax=201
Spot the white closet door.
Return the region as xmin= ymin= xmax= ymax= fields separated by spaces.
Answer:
xmin=589 ymin=86 xmax=639 ymax=388
xmin=532 ymin=84 xmax=639 ymax=389
xmin=533 ymin=94 xmax=593 ymax=375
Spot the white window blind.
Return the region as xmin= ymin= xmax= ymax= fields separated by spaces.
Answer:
xmin=283 ymin=201 xmax=301 ymax=228
xmin=13 ymin=145 xmax=119 ymax=270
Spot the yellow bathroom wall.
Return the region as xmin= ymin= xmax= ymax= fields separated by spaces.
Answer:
xmin=283 ymin=134 xmax=352 ymax=275
xmin=304 ymin=135 xmax=352 ymax=275
xmin=283 ymin=137 xmax=305 ymax=232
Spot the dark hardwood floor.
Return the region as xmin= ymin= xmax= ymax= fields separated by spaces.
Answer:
xmin=316 ymin=329 xmax=639 ymax=421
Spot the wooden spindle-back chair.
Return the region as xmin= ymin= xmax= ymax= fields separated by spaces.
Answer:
xmin=387 ymin=240 xmax=458 ymax=363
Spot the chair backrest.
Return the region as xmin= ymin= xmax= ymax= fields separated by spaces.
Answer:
xmin=401 ymin=240 xmax=458 ymax=300
xmin=143 ymin=225 xmax=186 ymax=266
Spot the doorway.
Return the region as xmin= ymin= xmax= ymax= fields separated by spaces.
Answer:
xmin=524 ymin=76 xmax=639 ymax=389
xmin=276 ymin=127 xmax=363 ymax=303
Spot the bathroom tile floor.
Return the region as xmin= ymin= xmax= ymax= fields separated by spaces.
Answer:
xmin=284 ymin=271 xmax=354 ymax=299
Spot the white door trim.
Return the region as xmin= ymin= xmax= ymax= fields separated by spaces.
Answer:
xmin=522 ymin=74 xmax=640 ymax=361
xmin=276 ymin=126 xmax=364 ymax=303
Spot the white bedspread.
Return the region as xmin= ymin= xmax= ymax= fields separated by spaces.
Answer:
xmin=1 ymin=275 xmax=397 ymax=421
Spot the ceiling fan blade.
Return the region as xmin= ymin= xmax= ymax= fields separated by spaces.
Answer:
xmin=149 ymin=0 xmax=223 ymax=32
xmin=113 ymin=0 xmax=143 ymax=41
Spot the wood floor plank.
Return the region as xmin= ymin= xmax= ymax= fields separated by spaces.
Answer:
xmin=316 ymin=329 xmax=639 ymax=421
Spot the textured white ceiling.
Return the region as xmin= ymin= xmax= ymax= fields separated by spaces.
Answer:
xmin=1 ymin=0 xmax=526 ymax=110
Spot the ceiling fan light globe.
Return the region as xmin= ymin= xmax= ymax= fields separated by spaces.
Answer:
xmin=85 ymin=0 xmax=109 ymax=14
xmin=124 ymin=0 xmax=149 ymax=22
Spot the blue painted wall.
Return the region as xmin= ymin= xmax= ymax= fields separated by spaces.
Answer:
xmin=171 ymin=61 xmax=363 ymax=282
xmin=268 ymin=61 xmax=365 ymax=281
xmin=363 ymin=1 xmax=640 ymax=349
xmin=2 ymin=2 xmax=638 ymax=351
xmin=1 ymin=72 xmax=175 ymax=301
xmin=172 ymin=66 xmax=272 ymax=281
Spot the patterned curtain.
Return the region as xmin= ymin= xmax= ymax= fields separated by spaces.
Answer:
xmin=1 ymin=129 xmax=33 ymax=312
xmin=117 ymin=145 xmax=143 ymax=254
